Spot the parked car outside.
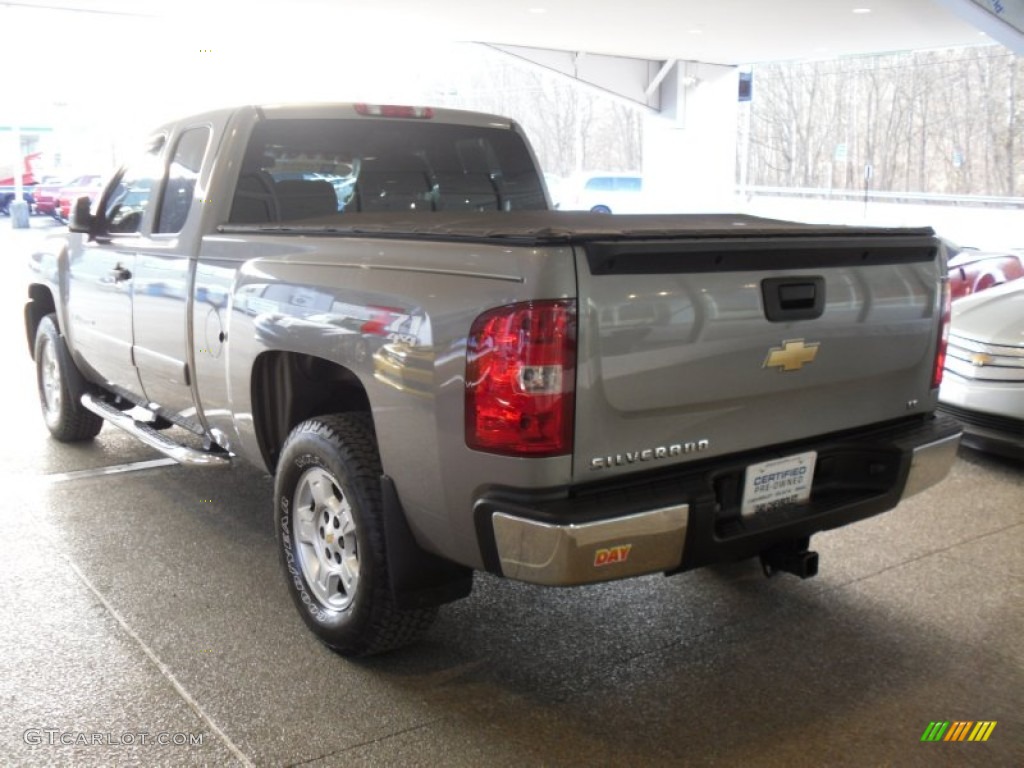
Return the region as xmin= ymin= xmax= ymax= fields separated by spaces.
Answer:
xmin=938 ymin=279 xmax=1024 ymax=460
xmin=30 ymin=177 xmax=66 ymax=218
xmin=57 ymin=174 xmax=105 ymax=221
xmin=563 ymin=171 xmax=647 ymax=213
xmin=948 ymin=246 xmax=1024 ymax=301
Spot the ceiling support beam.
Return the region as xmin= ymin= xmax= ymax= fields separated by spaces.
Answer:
xmin=487 ymin=43 xmax=674 ymax=112
xmin=644 ymin=59 xmax=677 ymax=100
xmin=935 ymin=0 xmax=1024 ymax=52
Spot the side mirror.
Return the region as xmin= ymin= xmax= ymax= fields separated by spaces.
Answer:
xmin=67 ymin=196 xmax=96 ymax=235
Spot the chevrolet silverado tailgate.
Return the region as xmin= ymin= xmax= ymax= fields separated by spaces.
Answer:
xmin=572 ymin=226 xmax=944 ymax=483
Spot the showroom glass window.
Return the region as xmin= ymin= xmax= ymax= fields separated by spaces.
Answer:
xmin=156 ymin=127 xmax=211 ymax=234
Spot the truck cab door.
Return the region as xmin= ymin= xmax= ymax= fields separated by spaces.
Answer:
xmin=65 ymin=142 xmax=166 ymax=396
xmin=65 ymin=238 xmax=139 ymax=393
xmin=131 ymin=126 xmax=213 ymax=427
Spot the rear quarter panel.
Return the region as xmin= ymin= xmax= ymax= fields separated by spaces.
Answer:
xmin=193 ymin=234 xmax=577 ymax=568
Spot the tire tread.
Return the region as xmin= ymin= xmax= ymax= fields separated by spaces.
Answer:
xmin=279 ymin=413 xmax=438 ymax=656
xmin=35 ymin=315 xmax=103 ymax=442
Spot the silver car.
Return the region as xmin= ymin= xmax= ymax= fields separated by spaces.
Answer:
xmin=938 ymin=280 xmax=1024 ymax=459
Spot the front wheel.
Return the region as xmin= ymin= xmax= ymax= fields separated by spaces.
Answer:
xmin=274 ymin=414 xmax=437 ymax=656
xmin=34 ymin=314 xmax=103 ymax=442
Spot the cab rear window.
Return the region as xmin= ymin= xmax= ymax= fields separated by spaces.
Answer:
xmin=229 ymin=118 xmax=547 ymax=223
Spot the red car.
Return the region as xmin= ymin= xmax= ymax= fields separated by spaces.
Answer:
xmin=948 ymin=247 xmax=1024 ymax=301
xmin=31 ymin=178 xmax=66 ymax=218
xmin=57 ymin=174 xmax=105 ymax=221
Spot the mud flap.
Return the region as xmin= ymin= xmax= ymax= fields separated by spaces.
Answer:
xmin=381 ymin=475 xmax=473 ymax=609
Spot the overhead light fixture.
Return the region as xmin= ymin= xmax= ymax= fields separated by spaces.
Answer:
xmin=852 ymin=7 xmax=872 ymax=13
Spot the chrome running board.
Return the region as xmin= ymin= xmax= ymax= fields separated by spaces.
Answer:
xmin=80 ymin=394 xmax=231 ymax=468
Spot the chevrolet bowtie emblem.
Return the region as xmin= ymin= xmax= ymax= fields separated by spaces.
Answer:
xmin=764 ymin=339 xmax=820 ymax=371
xmin=970 ymin=353 xmax=992 ymax=367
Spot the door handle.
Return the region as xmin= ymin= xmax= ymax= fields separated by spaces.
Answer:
xmin=111 ymin=263 xmax=133 ymax=282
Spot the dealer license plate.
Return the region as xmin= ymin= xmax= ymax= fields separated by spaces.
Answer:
xmin=741 ymin=451 xmax=817 ymax=518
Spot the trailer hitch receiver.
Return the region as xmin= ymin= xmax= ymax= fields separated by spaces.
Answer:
xmin=761 ymin=537 xmax=819 ymax=579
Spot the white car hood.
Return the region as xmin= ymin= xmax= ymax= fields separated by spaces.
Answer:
xmin=951 ymin=280 xmax=1024 ymax=347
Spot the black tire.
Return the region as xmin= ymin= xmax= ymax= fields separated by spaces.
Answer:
xmin=274 ymin=413 xmax=437 ymax=656
xmin=34 ymin=314 xmax=103 ymax=442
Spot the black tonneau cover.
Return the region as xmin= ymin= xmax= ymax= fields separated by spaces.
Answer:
xmin=217 ymin=211 xmax=935 ymax=246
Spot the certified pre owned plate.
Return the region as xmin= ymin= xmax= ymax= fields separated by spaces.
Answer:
xmin=741 ymin=451 xmax=817 ymax=518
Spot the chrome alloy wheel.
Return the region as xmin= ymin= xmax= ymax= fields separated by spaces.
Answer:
xmin=39 ymin=334 xmax=62 ymax=418
xmin=293 ymin=466 xmax=360 ymax=611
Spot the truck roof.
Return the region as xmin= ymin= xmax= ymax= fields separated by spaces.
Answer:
xmin=153 ymin=102 xmax=518 ymax=135
xmin=258 ymin=103 xmax=517 ymax=129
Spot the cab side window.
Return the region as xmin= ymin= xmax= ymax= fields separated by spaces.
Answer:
xmin=156 ymin=127 xmax=210 ymax=234
xmin=105 ymin=139 xmax=165 ymax=234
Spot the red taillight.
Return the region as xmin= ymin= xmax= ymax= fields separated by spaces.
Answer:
xmin=465 ymin=300 xmax=576 ymax=457
xmin=932 ymin=280 xmax=952 ymax=389
xmin=354 ymin=103 xmax=434 ymax=119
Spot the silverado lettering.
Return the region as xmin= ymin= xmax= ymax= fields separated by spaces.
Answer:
xmin=590 ymin=440 xmax=711 ymax=470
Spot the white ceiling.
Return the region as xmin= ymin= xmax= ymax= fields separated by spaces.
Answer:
xmin=3 ymin=0 xmax=1004 ymax=64
xmin=2 ymin=0 xmax=1014 ymax=191
xmin=331 ymin=0 xmax=997 ymax=64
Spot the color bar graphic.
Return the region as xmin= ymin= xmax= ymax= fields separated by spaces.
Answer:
xmin=921 ymin=720 xmax=996 ymax=742
xmin=944 ymin=721 xmax=973 ymax=741
xmin=967 ymin=721 xmax=997 ymax=742
xmin=921 ymin=721 xmax=949 ymax=742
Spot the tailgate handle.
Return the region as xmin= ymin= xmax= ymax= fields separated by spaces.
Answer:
xmin=762 ymin=277 xmax=825 ymax=321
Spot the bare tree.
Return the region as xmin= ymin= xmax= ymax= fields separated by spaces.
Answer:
xmin=410 ymin=45 xmax=644 ymax=178
xmin=745 ymin=45 xmax=1023 ymax=198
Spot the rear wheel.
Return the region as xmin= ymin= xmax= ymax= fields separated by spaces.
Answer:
xmin=34 ymin=314 xmax=103 ymax=442
xmin=274 ymin=413 xmax=437 ymax=656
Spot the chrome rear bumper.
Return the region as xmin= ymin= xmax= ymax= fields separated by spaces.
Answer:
xmin=492 ymin=505 xmax=689 ymax=586
xmin=485 ymin=417 xmax=961 ymax=587
xmin=902 ymin=431 xmax=961 ymax=498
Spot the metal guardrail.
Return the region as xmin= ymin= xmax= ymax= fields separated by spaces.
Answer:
xmin=741 ymin=186 xmax=1024 ymax=208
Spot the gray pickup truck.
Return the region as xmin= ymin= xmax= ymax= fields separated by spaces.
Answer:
xmin=25 ymin=103 xmax=961 ymax=656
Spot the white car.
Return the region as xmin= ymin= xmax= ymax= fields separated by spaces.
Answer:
xmin=563 ymin=171 xmax=647 ymax=213
xmin=938 ymin=279 xmax=1024 ymax=460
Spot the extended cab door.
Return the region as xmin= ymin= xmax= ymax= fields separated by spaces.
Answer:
xmin=131 ymin=125 xmax=213 ymax=424
xmin=65 ymin=140 xmax=166 ymax=395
